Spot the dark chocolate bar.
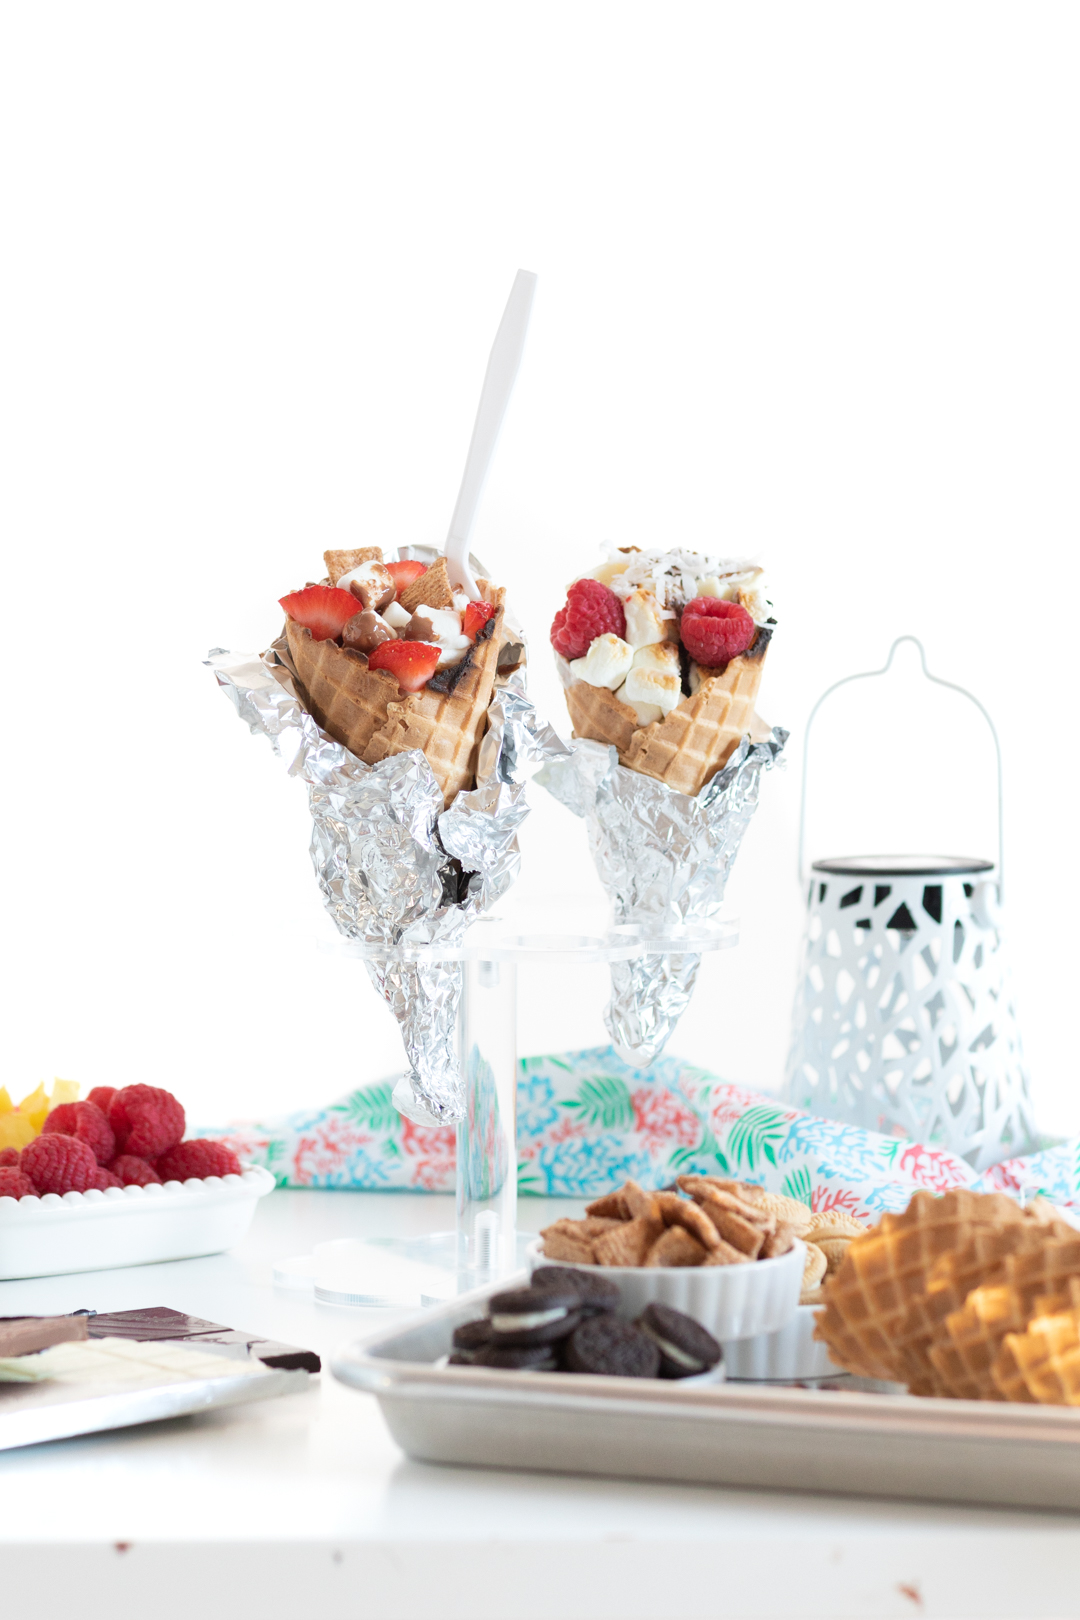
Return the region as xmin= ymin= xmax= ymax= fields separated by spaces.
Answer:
xmin=0 ymin=1315 xmax=89 ymax=1358
xmin=83 ymin=1307 xmax=320 ymax=1374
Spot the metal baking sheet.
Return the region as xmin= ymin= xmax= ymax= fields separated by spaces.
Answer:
xmin=0 ymin=1361 xmax=309 ymax=1452
xmin=332 ymin=1277 xmax=1080 ymax=1513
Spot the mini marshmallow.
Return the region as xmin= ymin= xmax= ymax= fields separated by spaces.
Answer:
xmin=623 ymin=588 xmax=668 ymax=651
xmin=614 ymin=682 xmax=663 ymax=727
xmin=413 ymin=605 xmax=464 ymax=641
xmin=569 ymin=634 xmax=635 ymax=691
xmin=383 ymin=600 xmax=411 ymax=629
xmin=622 ymin=642 xmax=681 ymax=716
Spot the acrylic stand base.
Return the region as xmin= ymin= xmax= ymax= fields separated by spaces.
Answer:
xmin=294 ymin=909 xmax=737 ymax=1307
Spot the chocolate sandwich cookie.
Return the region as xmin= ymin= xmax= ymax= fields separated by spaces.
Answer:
xmin=563 ymin=1315 xmax=661 ymax=1379
xmin=450 ymin=1318 xmax=493 ymax=1363
xmin=531 ymin=1265 xmax=620 ymax=1316
xmin=487 ymin=1285 xmax=582 ymax=1347
xmin=635 ymin=1302 xmax=722 ymax=1379
xmin=472 ymin=1342 xmax=560 ymax=1371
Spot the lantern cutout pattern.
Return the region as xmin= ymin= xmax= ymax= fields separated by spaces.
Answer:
xmin=784 ymin=638 xmax=1036 ymax=1172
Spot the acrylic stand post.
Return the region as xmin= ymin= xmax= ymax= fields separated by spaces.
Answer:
xmin=310 ymin=911 xmax=738 ymax=1306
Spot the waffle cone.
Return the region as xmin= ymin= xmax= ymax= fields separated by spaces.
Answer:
xmin=286 ymin=582 xmax=506 ymax=807
xmin=563 ymin=633 xmax=770 ymax=799
xmin=929 ymin=1229 xmax=1080 ymax=1399
xmin=891 ymin=1217 xmax=1047 ymax=1394
xmin=813 ymin=1191 xmax=1027 ymax=1383
xmin=994 ymin=1282 xmax=1080 ymax=1404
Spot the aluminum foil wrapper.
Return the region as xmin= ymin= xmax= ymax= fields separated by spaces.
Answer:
xmin=537 ymin=729 xmax=787 ymax=1066
xmin=208 ymin=642 xmax=567 ymax=1127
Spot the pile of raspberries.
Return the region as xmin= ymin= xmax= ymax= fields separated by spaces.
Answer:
xmin=0 ymin=1085 xmax=241 ymax=1199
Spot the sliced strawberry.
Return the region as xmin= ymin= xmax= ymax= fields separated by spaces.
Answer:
xmin=367 ymin=639 xmax=441 ymax=693
xmin=386 ymin=560 xmax=428 ymax=596
xmin=462 ymin=600 xmax=496 ymax=639
xmin=279 ymin=585 xmax=358 ymax=642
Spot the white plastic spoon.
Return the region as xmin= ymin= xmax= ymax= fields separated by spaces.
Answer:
xmin=443 ymin=268 xmax=537 ymax=600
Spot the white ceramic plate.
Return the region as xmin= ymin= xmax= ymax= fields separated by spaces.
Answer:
xmin=722 ymin=1302 xmax=846 ymax=1380
xmin=0 ymin=1165 xmax=275 ymax=1279
xmin=525 ymin=1236 xmax=803 ymax=1341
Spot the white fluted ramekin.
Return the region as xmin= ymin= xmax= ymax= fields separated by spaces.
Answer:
xmin=525 ymin=1236 xmax=803 ymax=1341
xmin=0 ymin=1165 xmax=275 ymax=1280
xmin=722 ymin=1303 xmax=844 ymax=1380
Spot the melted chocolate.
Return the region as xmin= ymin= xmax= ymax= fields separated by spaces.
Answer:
xmin=426 ymin=615 xmax=496 ymax=695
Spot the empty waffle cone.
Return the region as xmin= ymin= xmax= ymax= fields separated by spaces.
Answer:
xmin=286 ymin=582 xmax=506 ymax=807
xmin=891 ymin=1215 xmax=1048 ymax=1394
xmin=994 ymin=1283 xmax=1080 ymax=1405
xmin=813 ymin=1190 xmax=1027 ymax=1384
xmin=929 ymin=1230 xmax=1080 ymax=1400
xmin=563 ymin=635 xmax=770 ymax=799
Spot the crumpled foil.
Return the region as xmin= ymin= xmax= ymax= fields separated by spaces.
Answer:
xmin=537 ymin=729 xmax=787 ymax=1066
xmin=208 ymin=640 xmax=567 ymax=1127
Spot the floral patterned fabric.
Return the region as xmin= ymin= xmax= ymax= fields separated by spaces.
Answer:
xmin=201 ymin=1045 xmax=1080 ymax=1218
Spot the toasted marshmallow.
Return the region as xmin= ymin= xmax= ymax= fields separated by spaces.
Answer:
xmin=623 ymin=588 xmax=668 ymax=651
xmin=403 ymin=604 xmax=471 ymax=668
xmin=622 ymin=642 xmax=681 ymax=716
xmin=614 ymin=682 xmax=663 ymax=727
xmin=383 ymin=600 xmax=411 ymax=630
xmin=568 ymin=633 xmax=635 ymax=691
xmin=695 ymin=567 xmax=768 ymax=620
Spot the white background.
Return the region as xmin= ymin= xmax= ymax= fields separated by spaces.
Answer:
xmin=1 ymin=3 xmax=1077 ymax=1136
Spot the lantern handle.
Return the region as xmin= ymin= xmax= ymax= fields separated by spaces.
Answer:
xmin=797 ymin=635 xmax=1004 ymax=902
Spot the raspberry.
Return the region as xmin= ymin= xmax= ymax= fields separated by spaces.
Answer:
xmin=155 ymin=1140 xmax=242 ymax=1181
xmin=0 ymin=1166 xmax=34 ymax=1198
xmin=20 ymin=1134 xmax=99 ymax=1195
xmin=108 ymin=1155 xmax=162 ymax=1188
xmin=107 ymin=1086 xmax=185 ymax=1159
xmin=43 ymin=1101 xmax=115 ymax=1165
xmin=90 ymin=1166 xmax=122 ymax=1190
xmin=550 ymin=579 xmax=626 ymax=661
xmin=87 ymin=1086 xmax=117 ymax=1114
xmin=0 ymin=1147 xmax=20 ymax=1167
xmin=679 ymin=598 xmax=756 ymax=668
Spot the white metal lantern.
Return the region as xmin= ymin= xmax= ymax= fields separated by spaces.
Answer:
xmin=784 ymin=639 xmax=1036 ymax=1171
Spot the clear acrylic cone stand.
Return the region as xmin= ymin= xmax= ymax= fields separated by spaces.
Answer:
xmin=301 ymin=907 xmax=737 ymax=1307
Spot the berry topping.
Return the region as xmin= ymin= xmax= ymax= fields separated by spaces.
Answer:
xmin=90 ymin=1166 xmax=123 ymax=1190
xmin=550 ymin=579 xmax=626 ymax=661
xmin=367 ymin=639 xmax=441 ymax=693
xmin=385 ymin=559 xmax=428 ymax=595
xmin=21 ymin=1133 xmax=99 ymax=1195
xmin=0 ymin=1147 xmax=20 ymax=1167
xmin=0 ymin=1166 xmax=34 ymax=1198
xmin=462 ymin=600 xmax=496 ymax=639
xmin=155 ymin=1140 xmax=242 ymax=1181
xmin=108 ymin=1155 xmax=162 ymax=1187
xmin=679 ymin=598 xmax=756 ymax=668
xmin=43 ymin=1101 xmax=116 ymax=1166
xmin=87 ymin=1086 xmax=117 ymax=1114
xmin=107 ymin=1086 xmax=185 ymax=1160
xmin=279 ymin=585 xmax=359 ymax=642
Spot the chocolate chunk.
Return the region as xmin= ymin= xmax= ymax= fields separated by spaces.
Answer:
xmin=342 ymin=610 xmax=393 ymax=653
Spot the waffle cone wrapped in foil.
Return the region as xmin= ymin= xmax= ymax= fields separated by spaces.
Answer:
xmin=209 ymin=589 xmax=567 ymax=1127
xmin=537 ymin=728 xmax=786 ymax=1066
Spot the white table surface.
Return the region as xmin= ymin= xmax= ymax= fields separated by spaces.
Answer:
xmin=3 ymin=1188 xmax=1080 ymax=1620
